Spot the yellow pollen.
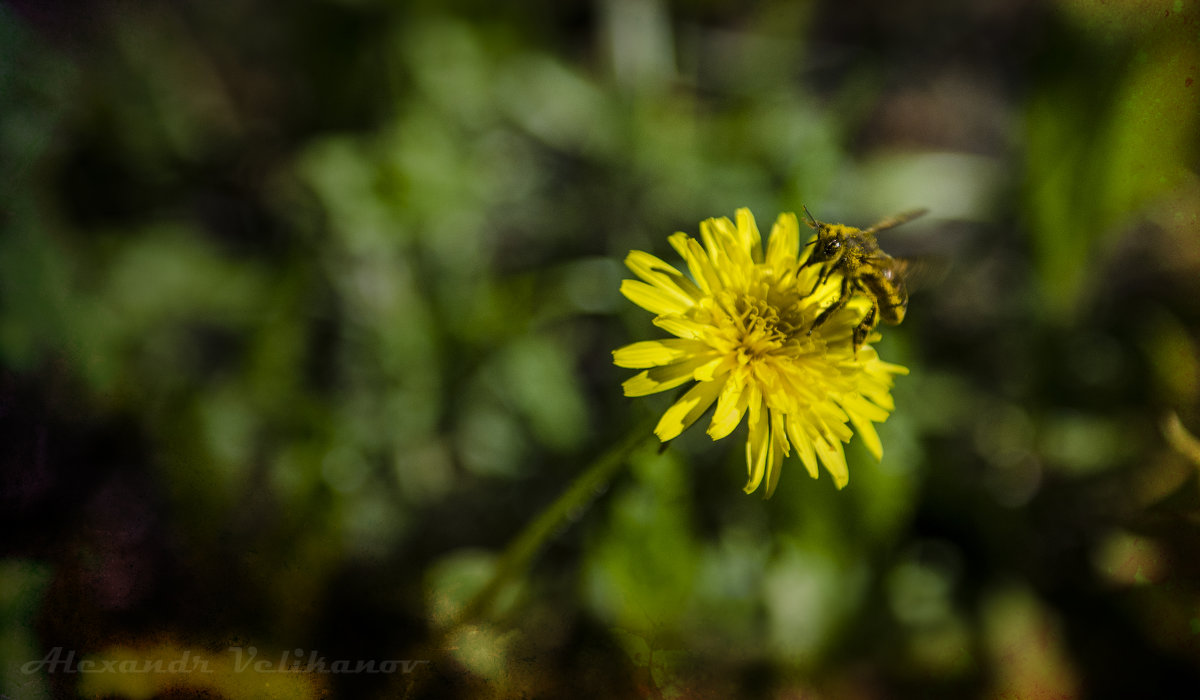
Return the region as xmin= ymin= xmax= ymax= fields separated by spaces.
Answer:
xmin=724 ymin=296 xmax=795 ymax=364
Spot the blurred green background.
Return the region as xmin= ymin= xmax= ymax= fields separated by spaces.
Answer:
xmin=2 ymin=0 xmax=1200 ymax=698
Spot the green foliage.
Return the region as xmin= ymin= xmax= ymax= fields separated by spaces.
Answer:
xmin=3 ymin=1 xmax=1200 ymax=698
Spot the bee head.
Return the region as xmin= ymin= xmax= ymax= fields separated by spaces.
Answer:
xmin=800 ymin=205 xmax=848 ymax=269
xmin=801 ymin=231 xmax=840 ymax=265
xmin=815 ymin=234 xmax=842 ymax=261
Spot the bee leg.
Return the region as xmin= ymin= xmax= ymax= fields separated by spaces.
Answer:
xmin=807 ymin=272 xmax=823 ymax=296
xmin=808 ymin=275 xmax=850 ymax=335
xmin=801 ymin=260 xmax=828 ymax=296
xmin=852 ymin=300 xmax=878 ymax=355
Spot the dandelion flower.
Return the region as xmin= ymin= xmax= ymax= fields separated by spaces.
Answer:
xmin=613 ymin=208 xmax=908 ymax=497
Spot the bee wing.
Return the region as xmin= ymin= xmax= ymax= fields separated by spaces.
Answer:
xmin=872 ymin=256 xmax=947 ymax=293
xmin=863 ymin=208 xmax=928 ymax=235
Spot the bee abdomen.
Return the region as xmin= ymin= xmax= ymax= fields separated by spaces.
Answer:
xmin=877 ymin=297 xmax=907 ymax=325
xmin=861 ymin=274 xmax=907 ymax=325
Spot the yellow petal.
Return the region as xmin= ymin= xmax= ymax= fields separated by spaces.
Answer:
xmin=735 ymin=207 xmax=763 ymax=263
xmin=813 ymin=403 xmax=854 ymax=443
xmin=765 ymin=212 xmax=800 ymax=272
xmin=786 ymin=415 xmax=820 ymax=479
xmin=670 ymin=234 xmax=723 ymax=295
xmin=861 ymin=381 xmax=896 ymax=411
xmin=742 ymin=395 xmax=769 ymax=494
xmin=708 ymin=372 xmax=751 ymax=440
xmin=815 ymin=437 xmax=849 ymax=489
xmin=762 ymin=411 xmax=790 ymax=498
xmin=693 ymin=355 xmax=730 ymax=382
xmin=697 ymin=218 xmax=721 ymax=264
xmin=842 ymin=393 xmax=891 ymax=423
xmin=624 ymin=249 xmax=683 ymax=281
xmin=624 ymin=250 xmax=701 ymax=300
xmin=621 ymin=353 xmax=710 ymax=396
xmin=751 ymin=364 xmax=792 ymax=411
xmin=848 ymin=411 xmax=883 ymax=461
xmin=776 ymin=364 xmax=825 ymax=406
xmin=701 ymin=216 xmax=752 ymax=283
xmin=623 ymin=371 xmax=687 ymax=397
xmin=652 ymin=316 xmax=708 ymax=339
xmin=667 ymin=231 xmax=691 ymax=258
xmin=707 ymin=215 xmax=753 ymax=284
xmin=654 ymin=379 xmax=724 ymax=442
xmin=612 ymin=339 xmax=708 ymax=369
xmin=620 ymin=279 xmax=694 ymax=316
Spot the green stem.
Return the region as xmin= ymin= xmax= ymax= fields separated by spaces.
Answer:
xmin=453 ymin=416 xmax=657 ymax=626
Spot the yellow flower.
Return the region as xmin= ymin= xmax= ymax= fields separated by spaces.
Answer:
xmin=613 ymin=208 xmax=908 ymax=497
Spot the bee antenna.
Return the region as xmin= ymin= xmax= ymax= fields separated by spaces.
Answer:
xmin=801 ymin=205 xmax=819 ymax=229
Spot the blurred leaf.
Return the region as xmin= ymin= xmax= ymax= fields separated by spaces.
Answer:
xmin=425 ymin=549 xmax=504 ymax=630
xmin=982 ymin=586 xmax=1080 ymax=700
xmin=1092 ymin=530 xmax=1168 ymax=587
xmin=443 ymin=623 xmax=520 ymax=686
xmin=1162 ymin=412 xmax=1200 ymax=469
xmin=763 ymin=538 xmax=866 ymax=666
xmin=583 ymin=447 xmax=700 ymax=633
xmin=1104 ymin=39 xmax=1200 ymax=220
xmin=1027 ymin=5 xmax=1200 ymax=318
xmin=497 ymin=333 xmax=590 ymax=451
xmin=1038 ymin=411 xmax=1132 ymax=476
xmin=1141 ymin=309 xmax=1200 ymax=407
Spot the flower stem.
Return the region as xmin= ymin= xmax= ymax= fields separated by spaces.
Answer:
xmin=453 ymin=416 xmax=657 ymax=626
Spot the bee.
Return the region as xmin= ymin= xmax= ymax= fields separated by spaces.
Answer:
xmin=800 ymin=205 xmax=927 ymax=352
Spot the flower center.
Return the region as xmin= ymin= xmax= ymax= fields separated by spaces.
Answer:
xmin=715 ymin=290 xmax=807 ymax=364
